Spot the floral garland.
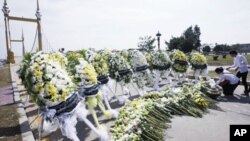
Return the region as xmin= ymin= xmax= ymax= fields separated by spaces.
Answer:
xmin=66 ymin=51 xmax=84 ymax=75
xmin=92 ymin=53 xmax=110 ymax=77
xmin=109 ymin=53 xmax=132 ymax=83
xmin=25 ymin=52 xmax=76 ymax=105
xmin=17 ymin=52 xmax=33 ymax=86
xmin=190 ymin=52 xmax=208 ymax=70
xmin=151 ymin=50 xmax=172 ymax=70
xmin=129 ymin=50 xmax=153 ymax=89
xmin=71 ymin=58 xmax=116 ymax=119
xmin=143 ymin=52 xmax=153 ymax=70
xmin=120 ymin=50 xmax=130 ymax=62
xmin=97 ymin=49 xmax=112 ymax=62
xmin=171 ymin=50 xmax=189 ymax=73
xmin=84 ymin=49 xmax=96 ymax=63
xmin=129 ymin=50 xmax=148 ymax=71
xmin=74 ymin=58 xmax=98 ymax=87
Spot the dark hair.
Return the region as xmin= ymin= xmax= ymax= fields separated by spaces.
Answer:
xmin=215 ymin=67 xmax=224 ymax=74
xmin=229 ymin=50 xmax=237 ymax=55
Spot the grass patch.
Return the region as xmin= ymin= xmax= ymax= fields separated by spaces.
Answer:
xmin=0 ymin=64 xmax=11 ymax=87
xmin=206 ymin=54 xmax=250 ymax=66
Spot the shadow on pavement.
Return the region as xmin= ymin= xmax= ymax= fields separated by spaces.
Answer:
xmin=217 ymin=95 xmax=250 ymax=104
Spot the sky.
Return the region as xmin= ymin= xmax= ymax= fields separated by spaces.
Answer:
xmin=0 ymin=0 xmax=250 ymax=58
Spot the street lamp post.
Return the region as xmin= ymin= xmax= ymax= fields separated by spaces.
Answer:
xmin=156 ymin=31 xmax=161 ymax=50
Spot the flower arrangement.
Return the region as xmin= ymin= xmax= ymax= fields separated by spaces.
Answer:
xmin=200 ymin=80 xmax=222 ymax=99
xmin=151 ymin=50 xmax=172 ymax=70
xmin=129 ymin=50 xmax=153 ymax=91
xmin=74 ymin=58 xmax=98 ymax=87
xmin=190 ymin=52 xmax=207 ymax=70
xmin=17 ymin=52 xmax=33 ymax=85
xmin=97 ymin=49 xmax=112 ymax=62
xmin=120 ymin=50 xmax=130 ymax=62
xmin=92 ymin=53 xmax=110 ymax=79
xmin=143 ymin=52 xmax=153 ymax=70
xmin=66 ymin=51 xmax=84 ymax=75
xmin=129 ymin=50 xmax=148 ymax=72
xmin=28 ymin=53 xmax=76 ymax=105
xmin=171 ymin=50 xmax=189 ymax=73
xmin=70 ymin=58 xmax=116 ymax=120
xmin=109 ymin=53 xmax=132 ymax=83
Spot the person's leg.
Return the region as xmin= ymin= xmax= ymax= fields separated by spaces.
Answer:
xmin=222 ymin=84 xmax=231 ymax=95
xmin=241 ymin=72 xmax=248 ymax=93
xmin=231 ymin=82 xmax=240 ymax=95
xmin=226 ymin=84 xmax=235 ymax=95
xmin=236 ymin=71 xmax=241 ymax=78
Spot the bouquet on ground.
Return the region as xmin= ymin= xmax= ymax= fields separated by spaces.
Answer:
xmin=110 ymin=98 xmax=171 ymax=141
xmin=190 ymin=51 xmax=207 ymax=70
xmin=109 ymin=53 xmax=133 ymax=83
xmin=171 ymin=50 xmax=189 ymax=73
xmin=111 ymin=82 xmax=218 ymax=141
xmin=199 ymin=79 xmax=222 ymax=99
xmin=151 ymin=50 xmax=172 ymax=71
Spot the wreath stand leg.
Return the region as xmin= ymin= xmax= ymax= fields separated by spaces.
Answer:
xmin=164 ymin=70 xmax=172 ymax=84
xmin=153 ymin=70 xmax=160 ymax=91
xmin=100 ymin=85 xmax=112 ymax=110
xmin=194 ymin=69 xmax=200 ymax=83
xmin=76 ymin=102 xmax=108 ymax=141
xmin=105 ymin=83 xmax=120 ymax=103
xmin=97 ymin=92 xmax=118 ymax=119
xmin=119 ymin=81 xmax=130 ymax=104
xmin=60 ymin=115 xmax=79 ymax=141
xmin=202 ymin=68 xmax=209 ymax=80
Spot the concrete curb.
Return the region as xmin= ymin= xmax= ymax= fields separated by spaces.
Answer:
xmin=10 ymin=64 xmax=35 ymax=141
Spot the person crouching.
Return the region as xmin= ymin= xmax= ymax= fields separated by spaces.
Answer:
xmin=215 ymin=67 xmax=240 ymax=96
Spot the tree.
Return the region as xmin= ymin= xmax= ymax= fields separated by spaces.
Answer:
xmin=230 ymin=44 xmax=240 ymax=52
xmin=166 ymin=25 xmax=201 ymax=53
xmin=165 ymin=36 xmax=184 ymax=51
xmin=213 ymin=44 xmax=230 ymax=54
xmin=138 ymin=36 xmax=156 ymax=52
xmin=202 ymin=45 xmax=211 ymax=53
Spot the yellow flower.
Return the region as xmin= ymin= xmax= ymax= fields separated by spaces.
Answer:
xmin=33 ymin=65 xmax=40 ymax=72
xmin=83 ymin=64 xmax=98 ymax=83
xmin=60 ymin=89 xmax=69 ymax=101
xmin=45 ymin=83 xmax=58 ymax=97
xmin=35 ymin=83 xmax=43 ymax=93
xmin=45 ymin=55 xmax=53 ymax=61
xmin=34 ymin=70 xmax=42 ymax=78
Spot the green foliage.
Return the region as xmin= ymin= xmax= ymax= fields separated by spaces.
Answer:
xmin=202 ymin=45 xmax=211 ymax=53
xmin=166 ymin=25 xmax=201 ymax=53
xmin=138 ymin=36 xmax=156 ymax=52
xmin=213 ymin=44 xmax=231 ymax=54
